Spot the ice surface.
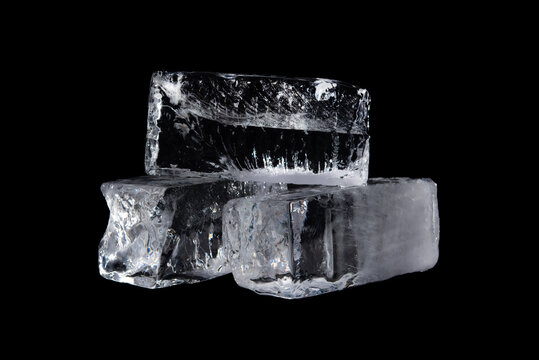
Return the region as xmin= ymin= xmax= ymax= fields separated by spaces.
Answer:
xmin=223 ymin=178 xmax=439 ymax=298
xmin=98 ymin=175 xmax=287 ymax=288
xmin=145 ymin=71 xmax=370 ymax=186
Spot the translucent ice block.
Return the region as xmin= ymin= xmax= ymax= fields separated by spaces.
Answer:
xmin=98 ymin=175 xmax=286 ymax=288
xmin=223 ymin=178 xmax=439 ymax=298
xmin=145 ymin=71 xmax=370 ymax=186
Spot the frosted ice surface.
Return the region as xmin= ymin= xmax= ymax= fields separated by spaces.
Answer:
xmin=223 ymin=178 xmax=439 ymax=298
xmin=98 ymin=175 xmax=287 ymax=288
xmin=145 ymin=72 xmax=370 ymax=186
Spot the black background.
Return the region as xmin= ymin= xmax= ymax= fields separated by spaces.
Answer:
xmin=40 ymin=7 xmax=502 ymax=350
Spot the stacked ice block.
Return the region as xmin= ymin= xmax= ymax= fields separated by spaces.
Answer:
xmin=99 ymin=71 xmax=439 ymax=298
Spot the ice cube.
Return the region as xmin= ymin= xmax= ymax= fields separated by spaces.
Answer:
xmin=223 ymin=178 xmax=439 ymax=298
xmin=145 ymin=72 xmax=370 ymax=186
xmin=99 ymin=175 xmax=286 ymax=288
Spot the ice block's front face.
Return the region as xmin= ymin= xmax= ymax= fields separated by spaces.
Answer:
xmin=145 ymin=72 xmax=370 ymax=186
xmin=99 ymin=176 xmax=287 ymax=288
xmin=223 ymin=178 xmax=439 ymax=298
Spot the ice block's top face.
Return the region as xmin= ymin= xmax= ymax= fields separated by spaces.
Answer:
xmin=101 ymin=174 xmax=221 ymax=189
xmin=145 ymin=71 xmax=370 ymax=185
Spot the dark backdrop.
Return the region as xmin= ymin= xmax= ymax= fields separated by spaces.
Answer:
xmin=56 ymin=12 xmax=488 ymax=348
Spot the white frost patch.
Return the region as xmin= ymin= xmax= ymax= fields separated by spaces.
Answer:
xmin=154 ymin=73 xmax=185 ymax=105
xmin=357 ymin=88 xmax=368 ymax=97
xmin=314 ymin=79 xmax=337 ymax=101
xmin=173 ymin=122 xmax=190 ymax=137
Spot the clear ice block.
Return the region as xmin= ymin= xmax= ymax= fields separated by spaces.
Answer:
xmin=145 ymin=71 xmax=370 ymax=186
xmin=223 ymin=178 xmax=439 ymax=298
xmin=98 ymin=175 xmax=286 ymax=288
